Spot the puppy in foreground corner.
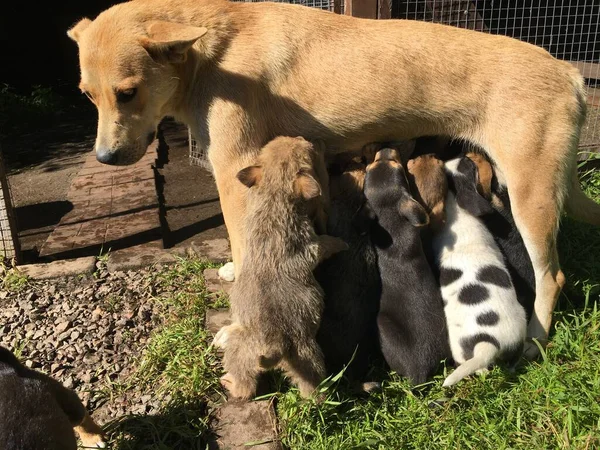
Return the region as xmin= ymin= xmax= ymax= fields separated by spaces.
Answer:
xmin=213 ymin=136 xmax=348 ymax=400
xmin=0 ymin=346 xmax=105 ymax=450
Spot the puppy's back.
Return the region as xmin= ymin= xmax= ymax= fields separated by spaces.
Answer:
xmin=0 ymin=368 xmax=77 ymax=450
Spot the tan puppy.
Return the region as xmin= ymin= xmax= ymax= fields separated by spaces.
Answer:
xmin=213 ymin=136 xmax=347 ymax=400
xmin=407 ymin=154 xmax=448 ymax=232
xmin=68 ymin=0 xmax=600 ymax=357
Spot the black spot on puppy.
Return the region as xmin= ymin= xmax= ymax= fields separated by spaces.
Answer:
xmin=477 ymin=265 xmax=512 ymax=288
xmin=476 ymin=311 xmax=500 ymax=326
xmin=458 ymin=284 xmax=489 ymax=305
xmin=460 ymin=333 xmax=500 ymax=360
xmin=440 ymin=268 xmax=462 ymax=286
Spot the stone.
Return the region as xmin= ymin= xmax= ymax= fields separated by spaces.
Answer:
xmin=210 ymin=400 xmax=281 ymax=450
xmin=205 ymin=308 xmax=232 ymax=336
xmin=18 ymin=257 xmax=97 ymax=280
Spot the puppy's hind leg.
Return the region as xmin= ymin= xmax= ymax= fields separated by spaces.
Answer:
xmin=281 ymin=340 xmax=326 ymax=398
xmin=221 ymin=328 xmax=264 ymax=400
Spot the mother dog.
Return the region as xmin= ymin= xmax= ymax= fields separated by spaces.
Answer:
xmin=68 ymin=0 xmax=599 ymax=358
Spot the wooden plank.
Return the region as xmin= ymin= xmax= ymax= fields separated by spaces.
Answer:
xmin=378 ymin=0 xmax=391 ymax=19
xmin=344 ymin=0 xmax=377 ymax=18
xmin=568 ymin=61 xmax=600 ymax=81
xmin=333 ymin=0 xmax=342 ymax=14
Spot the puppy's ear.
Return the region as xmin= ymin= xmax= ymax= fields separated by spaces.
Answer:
xmin=465 ymin=152 xmax=493 ymax=200
xmin=399 ymin=197 xmax=430 ymax=227
xmin=67 ymin=18 xmax=92 ymax=42
xmin=140 ymin=21 xmax=208 ymax=64
xmin=353 ymin=202 xmax=376 ymax=233
xmin=237 ymin=165 xmax=262 ymax=188
xmin=295 ymin=172 xmax=322 ymax=200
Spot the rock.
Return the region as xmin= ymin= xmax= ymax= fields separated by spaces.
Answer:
xmin=56 ymin=321 xmax=72 ymax=333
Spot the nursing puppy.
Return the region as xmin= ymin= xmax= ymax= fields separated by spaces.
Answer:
xmin=315 ymin=156 xmax=381 ymax=383
xmin=214 ymin=136 xmax=348 ymax=400
xmin=361 ymin=147 xmax=450 ymax=385
xmin=426 ymin=156 xmax=527 ymax=387
xmin=0 ymin=346 xmax=105 ymax=450
xmin=464 ymin=152 xmax=536 ymax=321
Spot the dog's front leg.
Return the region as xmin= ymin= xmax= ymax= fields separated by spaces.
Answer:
xmin=315 ymin=235 xmax=349 ymax=265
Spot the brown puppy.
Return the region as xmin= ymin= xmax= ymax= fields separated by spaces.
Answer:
xmin=213 ymin=136 xmax=347 ymax=400
xmin=68 ymin=0 xmax=600 ymax=357
xmin=0 ymin=346 xmax=105 ymax=449
xmin=407 ymin=154 xmax=448 ymax=232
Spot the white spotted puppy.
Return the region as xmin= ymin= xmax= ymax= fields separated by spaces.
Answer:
xmin=430 ymin=156 xmax=527 ymax=387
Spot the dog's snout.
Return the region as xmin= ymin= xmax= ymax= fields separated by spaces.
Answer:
xmin=96 ymin=147 xmax=119 ymax=165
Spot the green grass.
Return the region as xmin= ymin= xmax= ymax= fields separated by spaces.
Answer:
xmin=275 ymin=166 xmax=600 ymax=450
xmin=0 ymin=260 xmax=28 ymax=292
xmin=105 ymin=258 xmax=226 ymax=450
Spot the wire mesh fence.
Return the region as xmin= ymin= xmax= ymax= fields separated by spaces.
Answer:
xmin=394 ymin=0 xmax=600 ymax=155
xmin=189 ymin=0 xmax=600 ymax=167
xmin=0 ymin=146 xmax=21 ymax=263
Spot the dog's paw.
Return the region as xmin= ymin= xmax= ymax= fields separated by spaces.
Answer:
xmin=218 ymin=262 xmax=235 ymax=282
xmin=523 ymin=339 xmax=543 ymax=360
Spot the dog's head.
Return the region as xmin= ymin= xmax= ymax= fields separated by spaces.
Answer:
xmin=407 ymin=153 xmax=448 ymax=231
xmin=361 ymin=148 xmax=429 ymax=229
xmin=445 ymin=155 xmax=495 ymax=217
xmin=67 ymin=6 xmax=209 ymax=165
xmin=236 ymin=136 xmax=326 ymax=203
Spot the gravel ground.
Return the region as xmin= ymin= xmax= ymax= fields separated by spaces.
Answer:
xmin=0 ymin=260 xmax=170 ymax=425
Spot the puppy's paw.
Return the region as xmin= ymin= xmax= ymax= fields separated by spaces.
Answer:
xmin=218 ymin=262 xmax=235 ymax=282
xmin=212 ymin=325 xmax=231 ymax=349
xmin=220 ymin=373 xmax=254 ymax=400
xmin=79 ymin=434 xmax=106 ymax=449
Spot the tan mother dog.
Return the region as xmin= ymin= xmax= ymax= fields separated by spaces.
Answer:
xmin=68 ymin=0 xmax=600 ymax=358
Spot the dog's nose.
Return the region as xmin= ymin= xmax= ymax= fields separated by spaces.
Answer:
xmin=96 ymin=147 xmax=118 ymax=165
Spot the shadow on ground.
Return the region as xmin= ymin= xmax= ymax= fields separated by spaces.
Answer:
xmin=106 ymin=401 xmax=212 ymax=450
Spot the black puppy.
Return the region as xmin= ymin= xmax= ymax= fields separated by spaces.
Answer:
xmin=360 ymin=147 xmax=450 ymax=384
xmin=315 ymin=158 xmax=381 ymax=384
xmin=458 ymin=153 xmax=535 ymax=321
xmin=0 ymin=346 xmax=105 ymax=450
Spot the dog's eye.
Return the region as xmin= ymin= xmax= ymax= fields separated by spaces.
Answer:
xmin=116 ymin=88 xmax=137 ymax=104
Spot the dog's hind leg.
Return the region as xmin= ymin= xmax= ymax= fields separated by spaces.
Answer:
xmin=281 ymin=340 xmax=326 ymax=398
xmin=485 ymin=128 xmax=570 ymax=360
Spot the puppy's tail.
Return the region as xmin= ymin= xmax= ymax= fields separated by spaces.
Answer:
xmin=442 ymin=343 xmax=497 ymax=387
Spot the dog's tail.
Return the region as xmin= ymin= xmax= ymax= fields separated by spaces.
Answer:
xmin=563 ymin=68 xmax=600 ymax=226
xmin=565 ymin=168 xmax=600 ymax=225
xmin=442 ymin=342 xmax=497 ymax=387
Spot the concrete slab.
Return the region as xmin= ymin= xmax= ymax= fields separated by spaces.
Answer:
xmin=18 ymin=256 xmax=97 ymax=280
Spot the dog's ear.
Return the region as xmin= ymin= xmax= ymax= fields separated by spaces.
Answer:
xmin=398 ymin=197 xmax=430 ymax=228
xmin=67 ymin=18 xmax=92 ymax=42
xmin=452 ymin=158 xmax=494 ymax=217
xmin=237 ymin=165 xmax=262 ymax=188
xmin=295 ymin=171 xmax=322 ymax=200
xmin=353 ymin=202 xmax=376 ymax=233
xmin=141 ymin=21 xmax=208 ymax=64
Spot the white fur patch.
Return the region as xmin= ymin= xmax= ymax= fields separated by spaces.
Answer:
xmin=218 ymin=262 xmax=235 ymax=282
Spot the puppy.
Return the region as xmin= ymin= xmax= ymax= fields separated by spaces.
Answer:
xmin=214 ymin=136 xmax=347 ymax=400
xmin=315 ymin=156 xmax=381 ymax=383
xmin=360 ymin=147 xmax=450 ymax=385
xmin=464 ymin=152 xmax=536 ymax=321
xmin=427 ymin=156 xmax=527 ymax=387
xmin=0 ymin=346 xmax=105 ymax=450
